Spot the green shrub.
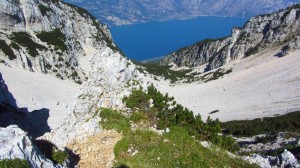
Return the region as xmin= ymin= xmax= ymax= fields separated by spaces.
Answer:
xmin=0 ymin=40 xmax=16 ymax=60
xmin=33 ymin=139 xmax=68 ymax=165
xmin=52 ymin=147 xmax=68 ymax=164
xmin=245 ymin=45 xmax=259 ymax=57
xmin=36 ymin=29 xmax=67 ymax=51
xmin=222 ymin=111 xmax=300 ymax=137
xmin=122 ymin=89 xmax=149 ymax=109
xmin=265 ymin=144 xmax=300 ymax=157
xmin=99 ymin=108 xmax=131 ymax=133
xmin=236 ymin=32 xmax=248 ymax=43
xmin=10 ymin=32 xmax=47 ymax=57
xmin=0 ymin=158 xmax=30 ymax=168
xmin=99 ymin=109 xmax=248 ymax=167
xmin=10 ymin=42 xmax=21 ymax=50
xmin=129 ymin=112 xmax=147 ymax=123
xmin=39 ymin=4 xmax=51 ymax=16
xmin=254 ymin=134 xmax=277 ymax=144
xmin=123 ymin=84 xmax=239 ymax=152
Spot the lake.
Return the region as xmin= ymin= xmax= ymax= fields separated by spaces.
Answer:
xmin=110 ymin=16 xmax=248 ymax=61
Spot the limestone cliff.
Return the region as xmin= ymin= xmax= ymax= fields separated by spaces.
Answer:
xmin=161 ymin=4 xmax=300 ymax=71
xmin=0 ymin=0 xmax=130 ymax=84
xmin=0 ymin=125 xmax=63 ymax=167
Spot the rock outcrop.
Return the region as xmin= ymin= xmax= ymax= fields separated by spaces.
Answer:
xmin=0 ymin=0 xmax=128 ymax=84
xmin=243 ymin=150 xmax=299 ymax=168
xmin=161 ymin=4 xmax=300 ymax=71
xmin=0 ymin=125 xmax=63 ymax=167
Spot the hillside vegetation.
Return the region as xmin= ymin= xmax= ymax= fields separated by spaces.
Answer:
xmin=222 ymin=111 xmax=300 ymax=137
xmin=99 ymin=108 xmax=256 ymax=168
xmin=97 ymin=84 xmax=259 ymax=167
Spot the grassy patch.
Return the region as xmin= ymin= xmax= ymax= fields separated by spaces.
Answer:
xmin=222 ymin=111 xmax=300 ymax=137
xmin=99 ymin=108 xmax=131 ymax=133
xmin=130 ymin=112 xmax=147 ymax=123
xmin=10 ymin=32 xmax=47 ymax=57
xmin=0 ymin=158 xmax=30 ymax=168
xmin=99 ymin=104 xmax=253 ymax=167
xmin=0 ymin=40 xmax=16 ymax=60
xmin=52 ymin=148 xmax=69 ymax=164
xmin=113 ymin=127 xmax=256 ymax=168
xmin=36 ymin=29 xmax=67 ymax=52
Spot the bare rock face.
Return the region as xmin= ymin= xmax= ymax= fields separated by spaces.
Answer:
xmin=0 ymin=125 xmax=63 ymax=168
xmin=161 ymin=5 xmax=300 ymax=71
xmin=243 ymin=150 xmax=299 ymax=168
xmin=0 ymin=0 xmax=130 ymax=84
xmin=280 ymin=150 xmax=300 ymax=168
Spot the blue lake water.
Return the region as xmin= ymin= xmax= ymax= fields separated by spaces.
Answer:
xmin=110 ymin=16 xmax=248 ymax=61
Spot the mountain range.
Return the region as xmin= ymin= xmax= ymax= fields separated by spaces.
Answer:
xmin=0 ymin=0 xmax=300 ymax=167
xmin=64 ymin=0 xmax=300 ymax=26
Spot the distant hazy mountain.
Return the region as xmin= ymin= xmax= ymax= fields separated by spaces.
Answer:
xmin=63 ymin=0 xmax=300 ymax=26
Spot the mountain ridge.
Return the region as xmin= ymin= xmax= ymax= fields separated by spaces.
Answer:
xmin=64 ymin=0 xmax=300 ymax=26
xmin=160 ymin=4 xmax=300 ymax=71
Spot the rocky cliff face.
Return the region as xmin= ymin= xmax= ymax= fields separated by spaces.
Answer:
xmin=0 ymin=125 xmax=63 ymax=167
xmin=64 ymin=0 xmax=300 ymax=26
xmin=161 ymin=4 xmax=300 ymax=71
xmin=0 ymin=0 xmax=128 ymax=84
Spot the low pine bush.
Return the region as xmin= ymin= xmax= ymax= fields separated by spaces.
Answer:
xmin=0 ymin=158 xmax=30 ymax=168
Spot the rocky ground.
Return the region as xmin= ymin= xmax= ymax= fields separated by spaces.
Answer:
xmin=237 ymin=132 xmax=300 ymax=168
xmin=67 ymin=130 xmax=122 ymax=168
